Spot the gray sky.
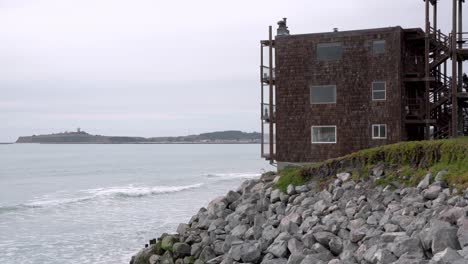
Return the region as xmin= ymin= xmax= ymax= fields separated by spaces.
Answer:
xmin=0 ymin=0 xmax=465 ymax=142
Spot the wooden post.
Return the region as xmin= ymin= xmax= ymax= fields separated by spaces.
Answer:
xmin=458 ymin=0 xmax=463 ymax=134
xmin=452 ymin=0 xmax=459 ymax=137
xmin=268 ymin=26 xmax=274 ymax=163
xmin=260 ymin=43 xmax=264 ymax=157
xmin=425 ymin=0 xmax=431 ymax=139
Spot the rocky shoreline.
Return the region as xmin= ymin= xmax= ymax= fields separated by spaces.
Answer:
xmin=130 ymin=168 xmax=468 ymax=264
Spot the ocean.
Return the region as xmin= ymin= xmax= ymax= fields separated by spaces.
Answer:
xmin=0 ymin=144 xmax=272 ymax=264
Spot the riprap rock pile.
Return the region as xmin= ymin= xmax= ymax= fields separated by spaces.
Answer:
xmin=131 ymin=170 xmax=468 ymax=264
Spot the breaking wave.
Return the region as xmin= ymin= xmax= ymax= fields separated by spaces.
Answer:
xmin=0 ymin=183 xmax=203 ymax=213
xmin=86 ymin=183 xmax=203 ymax=198
xmin=205 ymin=172 xmax=261 ymax=179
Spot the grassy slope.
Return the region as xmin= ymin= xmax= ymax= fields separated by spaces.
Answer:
xmin=276 ymin=137 xmax=468 ymax=192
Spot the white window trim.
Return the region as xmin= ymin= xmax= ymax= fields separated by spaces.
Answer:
xmin=310 ymin=85 xmax=337 ymax=104
xmin=317 ymin=42 xmax=343 ymax=61
xmin=311 ymin=126 xmax=337 ymax=144
xmin=372 ymin=81 xmax=386 ymax=101
xmin=373 ymin=40 xmax=386 ymax=54
xmin=372 ymin=124 xmax=387 ymax=139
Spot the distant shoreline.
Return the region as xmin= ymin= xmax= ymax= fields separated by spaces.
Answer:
xmin=12 ymin=142 xmax=260 ymax=145
xmin=15 ymin=130 xmax=262 ymax=144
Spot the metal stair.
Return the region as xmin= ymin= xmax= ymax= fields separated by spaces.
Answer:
xmin=429 ymin=27 xmax=451 ymax=68
xmin=428 ymin=27 xmax=452 ymax=139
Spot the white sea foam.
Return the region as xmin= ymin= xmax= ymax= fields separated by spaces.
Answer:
xmin=205 ymin=172 xmax=261 ymax=179
xmin=23 ymin=196 xmax=95 ymax=208
xmin=1 ymin=183 xmax=203 ymax=212
xmin=85 ymin=183 xmax=204 ymax=198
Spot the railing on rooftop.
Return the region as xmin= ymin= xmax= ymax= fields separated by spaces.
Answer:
xmin=261 ymin=103 xmax=276 ymax=122
xmin=261 ymin=66 xmax=275 ymax=83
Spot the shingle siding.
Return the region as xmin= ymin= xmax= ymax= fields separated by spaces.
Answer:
xmin=275 ymin=27 xmax=404 ymax=162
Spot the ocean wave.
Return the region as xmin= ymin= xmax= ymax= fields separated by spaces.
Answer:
xmin=0 ymin=183 xmax=203 ymax=213
xmin=205 ymin=172 xmax=261 ymax=179
xmin=85 ymin=183 xmax=203 ymax=198
xmin=23 ymin=196 xmax=96 ymax=208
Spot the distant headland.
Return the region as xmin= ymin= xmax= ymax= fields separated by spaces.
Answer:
xmin=15 ymin=129 xmax=261 ymax=144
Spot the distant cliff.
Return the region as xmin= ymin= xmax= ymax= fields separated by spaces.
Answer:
xmin=15 ymin=130 xmax=261 ymax=144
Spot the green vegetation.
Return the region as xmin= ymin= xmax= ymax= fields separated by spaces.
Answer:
xmin=276 ymin=137 xmax=468 ymax=191
xmin=276 ymin=168 xmax=310 ymax=192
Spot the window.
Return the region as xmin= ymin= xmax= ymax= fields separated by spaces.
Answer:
xmin=372 ymin=124 xmax=387 ymax=139
xmin=312 ymin=126 xmax=337 ymax=144
xmin=373 ymin=40 xmax=386 ymax=54
xmin=310 ymin=85 xmax=336 ymax=104
xmin=372 ymin=81 xmax=386 ymax=101
xmin=317 ymin=43 xmax=343 ymax=61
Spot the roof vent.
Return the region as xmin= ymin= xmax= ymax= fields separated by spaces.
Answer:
xmin=333 ymin=28 xmax=339 ymax=32
xmin=277 ymin=18 xmax=290 ymax=36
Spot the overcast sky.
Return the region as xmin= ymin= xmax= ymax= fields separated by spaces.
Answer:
xmin=0 ymin=0 xmax=466 ymax=142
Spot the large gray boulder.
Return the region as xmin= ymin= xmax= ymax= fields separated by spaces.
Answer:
xmin=313 ymin=232 xmax=337 ymax=247
xmin=431 ymin=226 xmax=461 ymax=253
xmin=199 ymin=246 xmax=216 ymax=262
xmin=173 ymin=242 xmax=191 ymax=258
xmin=262 ymin=225 xmax=280 ymax=245
xmin=267 ymin=240 xmax=289 ymax=258
xmin=287 ymin=253 xmax=305 ymax=264
xmin=160 ymin=251 xmax=175 ymax=264
xmin=287 ymin=238 xmax=304 ymax=255
xmin=271 ymin=189 xmax=281 ymax=203
xmin=240 ymin=241 xmax=262 ymax=263
xmin=349 ymin=227 xmax=367 ymax=243
xmin=299 ymin=254 xmax=326 ymax=264
xmin=225 ymin=190 xmax=241 ymax=204
xmin=336 ymin=172 xmax=351 ymax=182
xmin=390 ymin=237 xmax=424 ymax=258
xmin=287 ymin=184 xmax=296 ymax=195
xmin=161 ymin=235 xmax=178 ymax=251
xmin=430 ymin=247 xmax=464 ymax=263
xmin=417 ymin=173 xmax=432 ymax=190
xmin=457 ymin=217 xmax=468 ymax=247
xmin=423 ymin=186 xmax=442 ymax=200
xmin=230 ymin=224 xmax=248 ymax=238
xmin=262 ymin=258 xmax=288 ymax=264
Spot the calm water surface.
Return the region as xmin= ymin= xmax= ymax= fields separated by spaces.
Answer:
xmin=0 ymin=144 xmax=272 ymax=264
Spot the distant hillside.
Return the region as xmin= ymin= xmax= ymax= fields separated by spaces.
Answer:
xmin=16 ymin=130 xmax=261 ymax=144
xmin=148 ymin=131 xmax=261 ymax=143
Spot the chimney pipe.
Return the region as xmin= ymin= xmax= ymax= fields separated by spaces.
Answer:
xmin=277 ymin=18 xmax=290 ymax=36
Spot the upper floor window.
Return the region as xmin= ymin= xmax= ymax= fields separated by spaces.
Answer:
xmin=372 ymin=124 xmax=387 ymax=139
xmin=372 ymin=81 xmax=386 ymax=101
xmin=310 ymin=85 xmax=336 ymax=104
xmin=312 ymin=126 xmax=337 ymax=144
xmin=317 ymin=43 xmax=343 ymax=61
xmin=373 ymin=40 xmax=386 ymax=54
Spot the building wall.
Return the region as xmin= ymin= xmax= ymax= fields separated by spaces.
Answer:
xmin=275 ymin=27 xmax=403 ymax=163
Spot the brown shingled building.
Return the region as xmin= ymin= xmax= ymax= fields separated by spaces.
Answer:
xmin=261 ymin=1 xmax=468 ymax=168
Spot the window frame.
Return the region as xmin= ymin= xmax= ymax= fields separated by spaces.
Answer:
xmin=311 ymin=126 xmax=337 ymax=144
xmin=316 ymin=42 xmax=343 ymax=61
xmin=372 ymin=124 xmax=387 ymax=139
xmin=372 ymin=81 xmax=386 ymax=101
xmin=310 ymin=85 xmax=337 ymax=104
xmin=372 ymin=40 xmax=386 ymax=54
